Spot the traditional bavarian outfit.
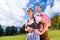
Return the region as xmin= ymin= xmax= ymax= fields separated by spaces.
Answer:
xmin=36 ymin=13 xmax=51 ymax=40
xmin=26 ymin=15 xmax=42 ymax=40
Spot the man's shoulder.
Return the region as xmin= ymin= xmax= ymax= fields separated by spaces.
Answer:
xmin=41 ymin=14 xmax=49 ymax=18
xmin=42 ymin=13 xmax=48 ymax=16
xmin=35 ymin=12 xmax=48 ymax=17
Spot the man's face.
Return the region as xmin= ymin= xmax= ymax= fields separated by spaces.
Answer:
xmin=36 ymin=6 xmax=41 ymax=13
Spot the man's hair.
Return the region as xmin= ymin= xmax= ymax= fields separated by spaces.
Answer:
xmin=36 ymin=5 xmax=41 ymax=8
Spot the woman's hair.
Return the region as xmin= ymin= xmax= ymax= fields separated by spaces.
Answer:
xmin=26 ymin=8 xmax=34 ymax=18
xmin=26 ymin=8 xmax=34 ymax=12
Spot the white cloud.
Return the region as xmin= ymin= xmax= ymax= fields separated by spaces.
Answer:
xmin=28 ymin=4 xmax=33 ymax=7
xmin=40 ymin=2 xmax=45 ymax=6
xmin=36 ymin=0 xmax=40 ymax=2
xmin=0 ymin=0 xmax=29 ymax=27
xmin=46 ymin=0 xmax=53 ymax=5
xmin=34 ymin=0 xmax=41 ymax=3
xmin=44 ymin=0 xmax=60 ymax=18
xmin=52 ymin=0 xmax=60 ymax=12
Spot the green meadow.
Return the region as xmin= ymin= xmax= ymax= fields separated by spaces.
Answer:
xmin=0 ymin=30 xmax=60 ymax=40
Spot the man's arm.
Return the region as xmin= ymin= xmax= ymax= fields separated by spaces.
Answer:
xmin=34 ymin=19 xmax=50 ymax=35
xmin=34 ymin=14 xmax=51 ymax=35
xmin=40 ymin=19 xmax=50 ymax=34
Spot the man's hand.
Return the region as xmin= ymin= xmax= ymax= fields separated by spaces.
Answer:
xmin=34 ymin=29 xmax=43 ymax=35
xmin=25 ymin=26 xmax=33 ymax=32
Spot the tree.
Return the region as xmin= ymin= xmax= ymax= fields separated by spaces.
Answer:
xmin=51 ymin=15 xmax=60 ymax=29
xmin=19 ymin=24 xmax=26 ymax=33
xmin=14 ymin=27 xmax=17 ymax=35
xmin=10 ymin=25 xmax=16 ymax=35
xmin=57 ymin=15 xmax=60 ymax=29
xmin=5 ymin=26 xmax=11 ymax=35
xmin=0 ymin=25 xmax=4 ymax=36
xmin=5 ymin=25 xmax=17 ymax=35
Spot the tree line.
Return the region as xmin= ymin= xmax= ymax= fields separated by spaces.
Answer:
xmin=0 ymin=24 xmax=26 ymax=36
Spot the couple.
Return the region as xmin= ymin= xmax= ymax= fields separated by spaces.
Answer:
xmin=25 ymin=5 xmax=51 ymax=40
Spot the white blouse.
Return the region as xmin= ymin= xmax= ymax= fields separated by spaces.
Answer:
xmin=25 ymin=15 xmax=42 ymax=25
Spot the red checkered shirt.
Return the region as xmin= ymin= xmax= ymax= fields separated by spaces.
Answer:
xmin=36 ymin=13 xmax=51 ymax=32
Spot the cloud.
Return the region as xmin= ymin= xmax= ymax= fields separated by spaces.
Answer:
xmin=46 ymin=0 xmax=53 ymax=5
xmin=44 ymin=0 xmax=60 ymax=18
xmin=28 ymin=4 xmax=34 ymax=7
xmin=40 ymin=2 xmax=45 ymax=6
xmin=35 ymin=0 xmax=40 ymax=2
xmin=1 ymin=0 xmax=60 ymax=27
xmin=34 ymin=0 xmax=41 ymax=4
xmin=0 ymin=0 xmax=29 ymax=27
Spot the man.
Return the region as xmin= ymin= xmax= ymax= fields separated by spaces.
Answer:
xmin=36 ymin=5 xmax=51 ymax=40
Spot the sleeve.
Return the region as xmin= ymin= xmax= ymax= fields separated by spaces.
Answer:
xmin=25 ymin=20 xmax=28 ymax=26
xmin=25 ymin=20 xmax=28 ymax=29
xmin=35 ymin=15 xmax=42 ymax=24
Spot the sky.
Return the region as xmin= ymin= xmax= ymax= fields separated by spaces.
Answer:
xmin=0 ymin=0 xmax=60 ymax=27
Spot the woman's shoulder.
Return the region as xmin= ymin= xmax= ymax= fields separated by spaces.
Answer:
xmin=25 ymin=20 xmax=29 ymax=25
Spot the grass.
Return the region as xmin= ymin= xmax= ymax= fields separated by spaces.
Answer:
xmin=0 ymin=30 xmax=60 ymax=40
xmin=48 ymin=30 xmax=60 ymax=40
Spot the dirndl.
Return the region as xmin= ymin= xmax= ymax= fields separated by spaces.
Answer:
xmin=26 ymin=32 xmax=40 ymax=40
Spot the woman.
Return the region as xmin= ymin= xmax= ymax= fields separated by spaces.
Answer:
xmin=25 ymin=8 xmax=49 ymax=40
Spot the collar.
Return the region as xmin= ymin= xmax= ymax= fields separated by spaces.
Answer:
xmin=36 ymin=12 xmax=43 ymax=16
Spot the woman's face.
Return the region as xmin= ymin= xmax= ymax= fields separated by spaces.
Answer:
xmin=27 ymin=10 xmax=33 ymax=18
